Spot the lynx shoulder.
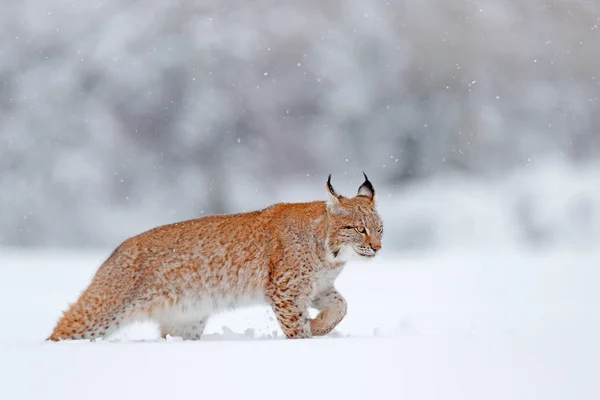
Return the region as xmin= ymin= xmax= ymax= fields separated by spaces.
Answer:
xmin=48 ymin=174 xmax=383 ymax=341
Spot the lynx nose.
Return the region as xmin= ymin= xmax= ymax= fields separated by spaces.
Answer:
xmin=371 ymin=242 xmax=382 ymax=252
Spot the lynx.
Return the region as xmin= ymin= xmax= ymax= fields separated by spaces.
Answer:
xmin=48 ymin=174 xmax=383 ymax=341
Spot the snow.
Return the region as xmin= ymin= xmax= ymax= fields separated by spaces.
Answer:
xmin=1 ymin=247 xmax=599 ymax=399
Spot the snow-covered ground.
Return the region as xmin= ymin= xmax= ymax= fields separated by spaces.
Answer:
xmin=1 ymin=247 xmax=599 ymax=399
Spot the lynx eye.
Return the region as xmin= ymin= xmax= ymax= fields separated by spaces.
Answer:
xmin=355 ymin=226 xmax=366 ymax=234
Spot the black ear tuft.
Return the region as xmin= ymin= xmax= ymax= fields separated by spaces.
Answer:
xmin=357 ymin=172 xmax=375 ymax=200
xmin=327 ymin=173 xmax=340 ymax=198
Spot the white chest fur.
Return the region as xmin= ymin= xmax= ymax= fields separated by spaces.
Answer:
xmin=311 ymin=266 xmax=344 ymax=300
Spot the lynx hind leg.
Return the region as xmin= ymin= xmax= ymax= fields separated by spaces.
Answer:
xmin=159 ymin=320 xmax=207 ymax=340
xmin=48 ymin=298 xmax=132 ymax=341
xmin=48 ymin=249 xmax=140 ymax=341
xmin=310 ymin=288 xmax=347 ymax=337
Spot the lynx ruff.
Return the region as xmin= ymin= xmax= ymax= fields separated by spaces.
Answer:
xmin=48 ymin=174 xmax=383 ymax=341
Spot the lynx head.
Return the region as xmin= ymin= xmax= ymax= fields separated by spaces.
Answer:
xmin=325 ymin=173 xmax=383 ymax=261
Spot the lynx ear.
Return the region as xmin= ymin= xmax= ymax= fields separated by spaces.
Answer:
xmin=326 ymin=174 xmax=342 ymax=207
xmin=357 ymin=172 xmax=376 ymax=201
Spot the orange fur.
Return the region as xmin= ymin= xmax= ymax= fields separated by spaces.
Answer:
xmin=48 ymin=175 xmax=383 ymax=341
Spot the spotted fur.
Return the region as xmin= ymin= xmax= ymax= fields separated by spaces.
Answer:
xmin=48 ymin=175 xmax=383 ymax=341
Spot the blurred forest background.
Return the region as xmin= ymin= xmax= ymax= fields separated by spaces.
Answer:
xmin=1 ymin=0 xmax=599 ymax=249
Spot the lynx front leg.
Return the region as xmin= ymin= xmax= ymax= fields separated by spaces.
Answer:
xmin=268 ymin=291 xmax=311 ymax=339
xmin=267 ymin=258 xmax=314 ymax=339
xmin=310 ymin=287 xmax=347 ymax=337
